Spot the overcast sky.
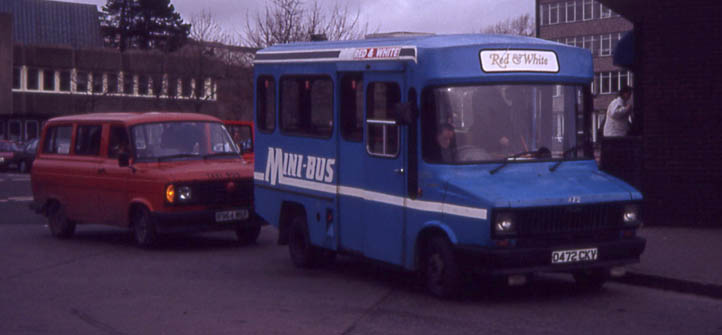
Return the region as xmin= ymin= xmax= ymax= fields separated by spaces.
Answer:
xmin=72 ymin=0 xmax=534 ymax=37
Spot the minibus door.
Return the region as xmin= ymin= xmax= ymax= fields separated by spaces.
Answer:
xmin=362 ymin=74 xmax=406 ymax=265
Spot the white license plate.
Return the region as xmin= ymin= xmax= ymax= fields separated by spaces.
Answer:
xmin=551 ymin=248 xmax=598 ymax=264
xmin=215 ymin=209 xmax=249 ymax=223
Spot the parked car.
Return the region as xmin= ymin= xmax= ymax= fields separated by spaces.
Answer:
xmin=0 ymin=140 xmax=21 ymax=172
xmin=224 ymin=120 xmax=254 ymax=163
xmin=31 ymin=112 xmax=261 ymax=247
xmin=13 ymin=138 xmax=39 ymax=173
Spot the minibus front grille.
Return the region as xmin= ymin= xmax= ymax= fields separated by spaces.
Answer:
xmin=192 ymin=179 xmax=253 ymax=206
xmin=516 ymin=203 xmax=623 ymax=237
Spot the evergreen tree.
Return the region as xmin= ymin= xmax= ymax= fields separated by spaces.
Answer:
xmin=101 ymin=0 xmax=190 ymax=52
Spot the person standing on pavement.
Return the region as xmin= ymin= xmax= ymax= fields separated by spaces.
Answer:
xmin=603 ymin=86 xmax=633 ymax=137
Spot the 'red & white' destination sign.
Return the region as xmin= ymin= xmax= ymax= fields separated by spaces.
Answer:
xmin=353 ymin=47 xmax=402 ymax=59
xmin=480 ymin=50 xmax=559 ymax=73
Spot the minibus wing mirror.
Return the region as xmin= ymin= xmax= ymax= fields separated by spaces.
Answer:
xmin=393 ymin=102 xmax=418 ymax=125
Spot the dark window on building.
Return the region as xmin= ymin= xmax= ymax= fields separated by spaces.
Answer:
xmin=194 ymin=78 xmax=204 ymax=98
xmin=280 ymin=76 xmax=333 ymax=138
xmin=138 ymin=75 xmax=149 ymax=95
xmin=257 ymin=76 xmax=276 ymax=132
xmin=340 ymin=73 xmax=364 ymax=142
xmin=42 ymin=70 xmax=55 ymax=91
xmin=75 ymin=125 xmax=102 ymax=156
xmin=108 ymin=126 xmax=130 ymax=158
xmin=59 ymin=71 xmax=71 ymax=92
xmin=366 ymin=82 xmax=400 ymax=157
xmin=25 ymin=121 xmax=39 ymax=141
xmin=76 ymin=71 xmax=89 ymax=93
xmin=549 ymin=3 xmax=560 ymax=24
xmin=167 ymin=76 xmax=178 ymax=97
xmin=583 ymin=0 xmax=595 ymax=20
xmin=152 ymin=75 xmax=163 ymax=96
xmin=91 ymin=73 xmax=103 ymax=93
xmin=181 ymin=78 xmax=193 ymax=97
xmin=9 ymin=120 xmax=21 ymax=142
xmin=27 ymin=68 xmax=39 ymax=90
xmin=123 ymin=73 xmax=134 ymax=94
xmin=107 ymin=73 xmax=119 ymax=93
xmin=43 ymin=125 xmax=73 ymax=154
xmin=13 ymin=67 xmax=21 ymax=89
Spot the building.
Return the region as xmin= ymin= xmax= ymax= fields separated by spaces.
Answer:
xmin=596 ymin=0 xmax=722 ymax=226
xmin=1 ymin=0 xmax=253 ymax=143
xmin=536 ymin=0 xmax=634 ymax=142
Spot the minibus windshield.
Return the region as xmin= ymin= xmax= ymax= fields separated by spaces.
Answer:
xmin=131 ymin=122 xmax=239 ymax=161
xmin=422 ymin=84 xmax=590 ymax=164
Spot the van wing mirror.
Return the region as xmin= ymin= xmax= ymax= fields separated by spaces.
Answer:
xmin=118 ymin=152 xmax=130 ymax=167
xmin=393 ymin=102 xmax=418 ymax=125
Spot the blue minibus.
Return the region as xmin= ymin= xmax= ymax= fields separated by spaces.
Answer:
xmin=252 ymin=33 xmax=645 ymax=298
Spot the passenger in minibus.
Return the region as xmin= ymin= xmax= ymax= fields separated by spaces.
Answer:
xmin=434 ymin=123 xmax=457 ymax=163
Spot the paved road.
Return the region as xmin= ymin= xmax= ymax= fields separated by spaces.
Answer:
xmin=2 ymin=173 xmax=721 ymax=335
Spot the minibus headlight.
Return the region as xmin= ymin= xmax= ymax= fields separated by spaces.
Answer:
xmin=177 ymin=186 xmax=192 ymax=201
xmin=623 ymin=204 xmax=641 ymax=225
xmin=165 ymin=184 xmax=175 ymax=204
xmin=494 ymin=212 xmax=516 ymax=235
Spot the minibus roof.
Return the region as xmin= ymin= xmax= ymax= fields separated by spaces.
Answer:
xmin=255 ymin=34 xmax=593 ymax=84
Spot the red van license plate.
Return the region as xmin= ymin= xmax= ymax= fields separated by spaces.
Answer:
xmin=551 ymin=248 xmax=598 ymax=264
xmin=215 ymin=209 xmax=249 ymax=223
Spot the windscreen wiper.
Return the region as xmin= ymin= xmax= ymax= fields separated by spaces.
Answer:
xmin=203 ymin=152 xmax=241 ymax=160
xmin=489 ymin=147 xmax=551 ymax=175
xmin=549 ymin=144 xmax=586 ymax=172
xmin=157 ymin=153 xmax=199 ymax=162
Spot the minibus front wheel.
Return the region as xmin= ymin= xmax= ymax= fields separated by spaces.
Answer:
xmin=424 ymin=236 xmax=462 ymax=299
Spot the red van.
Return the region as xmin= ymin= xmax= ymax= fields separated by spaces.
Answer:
xmin=224 ymin=120 xmax=254 ymax=162
xmin=31 ymin=112 xmax=261 ymax=247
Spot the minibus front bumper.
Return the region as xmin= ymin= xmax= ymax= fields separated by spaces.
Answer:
xmin=151 ymin=208 xmax=262 ymax=234
xmin=454 ymin=237 xmax=646 ymax=276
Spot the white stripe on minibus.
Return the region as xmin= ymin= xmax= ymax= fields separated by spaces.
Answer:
xmin=256 ymin=172 xmax=487 ymax=220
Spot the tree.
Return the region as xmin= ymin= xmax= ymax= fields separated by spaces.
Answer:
xmin=242 ymin=0 xmax=369 ymax=48
xmin=101 ymin=0 xmax=191 ymax=52
xmin=482 ymin=13 xmax=535 ymax=37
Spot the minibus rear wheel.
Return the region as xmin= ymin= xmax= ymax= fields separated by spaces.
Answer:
xmin=47 ymin=201 xmax=76 ymax=239
xmin=131 ymin=206 xmax=157 ymax=248
xmin=424 ymin=236 xmax=462 ymax=299
xmin=288 ymin=215 xmax=318 ymax=268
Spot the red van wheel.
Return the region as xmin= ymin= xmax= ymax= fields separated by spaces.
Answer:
xmin=47 ymin=202 xmax=76 ymax=239
xmin=132 ymin=207 xmax=157 ymax=248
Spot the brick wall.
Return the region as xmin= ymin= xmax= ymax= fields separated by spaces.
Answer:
xmin=636 ymin=0 xmax=722 ymax=225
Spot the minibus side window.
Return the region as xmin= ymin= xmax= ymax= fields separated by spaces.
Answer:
xmin=341 ymin=74 xmax=364 ymax=142
xmin=75 ymin=125 xmax=102 ymax=156
xmin=42 ymin=125 xmax=72 ymax=155
xmin=366 ymin=82 xmax=400 ymax=157
xmin=257 ymin=76 xmax=276 ymax=132
xmin=280 ymin=76 xmax=333 ymax=138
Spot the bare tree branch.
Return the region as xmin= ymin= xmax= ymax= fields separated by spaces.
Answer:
xmin=482 ymin=14 xmax=535 ymax=37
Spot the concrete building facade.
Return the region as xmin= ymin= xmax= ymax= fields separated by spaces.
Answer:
xmin=1 ymin=0 xmax=253 ymax=143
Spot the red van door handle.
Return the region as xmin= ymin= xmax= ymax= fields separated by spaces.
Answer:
xmin=97 ymin=168 xmax=106 ymax=174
